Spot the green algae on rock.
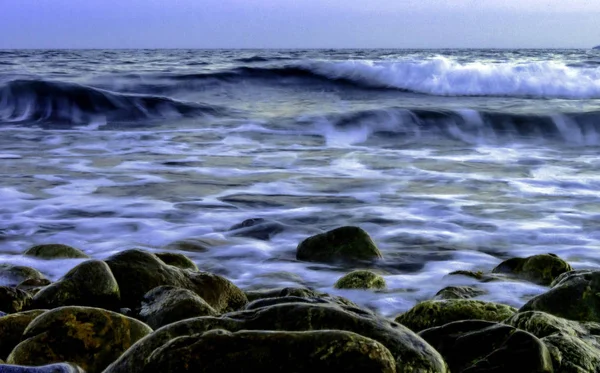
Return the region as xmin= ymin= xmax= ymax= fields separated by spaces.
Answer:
xmin=395 ymin=299 xmax=517 ymax=333
xmin=7 ymin=306 xmax=152 ymax=373
xmin=0 ymin=310 xmax=46 ymax=360
xmin=296 ymin=226 xmax=383 ymax=263
xmin=31 ymin=260 xmax=120 ymax=311
xmin=433 ymin=286 xmax=487 ymax=300
xmin=143 ymin=329 xmax=396 ymax=373
xmin=334 ymin=270 xmax=386 ymax=290
xmin=155 ymin=252 xmax=198 ymax=271
xmin=493 ymin=253 xmax=573 ymax=286
xmin=419 ymin=320 xmax=553 ymax=373
xmin=23 ymin=244 xmax=89 ymax=259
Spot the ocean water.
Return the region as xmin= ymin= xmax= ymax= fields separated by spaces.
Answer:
xmin=2 ymin=49 xmax=600 ymax=316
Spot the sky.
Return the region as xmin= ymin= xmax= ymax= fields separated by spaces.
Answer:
xmin=1 ymin=0 xmax=600 ymax=49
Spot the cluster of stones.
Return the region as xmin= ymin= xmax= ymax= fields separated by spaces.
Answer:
xmin=0 ymin=226 xmax=596 ymax=372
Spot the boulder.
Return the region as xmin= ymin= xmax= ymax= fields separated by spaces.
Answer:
xmin=104 ymin=302 xmax=448 ymax=373
xmin=334 ymin=270 xmax=386 ymax=290
xmin=446 ymin=270 xmax=503 ymax=282
xmin=419 ymin=320 xmax=553 ymax=372
xmin=0 ymin=310 xmax=46 ymax=360
xmin=0 ymin=288 xmax=31 ymax=314
xmin=138 ymin=286 xmax=217 ymax=329
xmin=519 ymin=270 xmax=600 ymax=322
xmin=492 ymin=254 xmax=572 ymax=286
xmin=244 ymin=287 xmax=358 ymax=308
xmin=23 ymin=244 xmax=88 ymax=260
xmin=0 ymin=363 xmax=85 ymax=373
xmin=395 ymin=299 xmax=517 ymax=332
xmin=31 ymin=260 xmax=120 ymax=311
xmin=16 ymin=279 xmax=52 ymax=296
xmin=296 ymin=226 xmax=382 ymax=263
xmin=143 ymin=329 xmax=396 ymax=373
xmin=7 ymin=306 xmax=152 ymax=373
xmin=433 ymin=286 xmax=487 ymax=300
xmin=105 ymin=249 xmax=247 ymax=311
xmin=0 ymin=265 xmax=47 ymax=287
xmin=228 ymin=218 xmax=286 ymax=241
xmin=155 ymin=253 xmax=198 ymax=271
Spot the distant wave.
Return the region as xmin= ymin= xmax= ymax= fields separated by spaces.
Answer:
xmin=0 ymin=79 xmax=226 ymax=126
xmin=233 ymin=56 xmax=293 ymax=63
xmin=172 ymin=57 xmax=600 ymax=99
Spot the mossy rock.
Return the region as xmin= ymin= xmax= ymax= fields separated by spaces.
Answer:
xmin=0 ymin=287 xmax=32 ymax=314
xmin=163 ymin=238 xmax=227 ymax=253
xmin=23 ymin=244 xmax=89 ymax=260
xmin=433 ymin=286 xmax=487 ymax=300
xmin=155 ymin=252 xmax=198 ymax=271
xmin=7 ymin=306 xmax=152 ymax=373
xmin=0 ymin=362 xmax=85 ymax=372
xmin=244 ymin=287 xmax=358 ymax=308
xmin=492 ymin=253 xmax=573 ymax=286
xmin=143 ymin=329 xmax=396 ymax=373
xmin=31 ymin=260 xmax=120 ymax=311
xmin=419 ymin=320 xmax=553 ymax=373
xmin=296 ymin=226 xmax=383 ymax=263
xmin=105 ymin=249 xmax=247 ymax=311
xmin=104 ymin=302 xmax=448 ymax=373
xmin=138 ymin=286 xmax=217 ymax=329
xmin=228 ymin=218 xmax=286 ymax=241
xmin=0 ymin=265 xmax=47 ymax=287
xmin=519 ymin=270 xmax=600 ymax=322
xmin=16 ymin=279 xmax=52 ymax=296
xmin=0 ymin=310 xmax=46 ymax=360
xmin=334 ymin=270 xmax=386 ymax=290
xmin=395 ymin=299 xmax=517 ymax=333
xmin=446 ymin=270 xmax=504 ymax=282
xmin=505 ymin=311 xmax=600 ymax=372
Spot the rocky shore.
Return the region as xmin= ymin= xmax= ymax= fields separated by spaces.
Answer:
xmin=0 ymin=226 xmax=597 ymax=372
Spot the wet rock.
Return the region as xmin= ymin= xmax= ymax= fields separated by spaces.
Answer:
xmin=138 ymin=286 xmax=217 ymax=330
xmin=244 ymin=287 xmax=358 ymax=307
xmin=433 ymin=286 xmax=487 ymax=300
xmin=7 ymin=306 xmax=152 ymax=373
xmin=334 ymin=270 xmax=386 ymax=290
xmin=519 ymin=270 xmax=600 ymax=322
xmin=0 ymin=310 xmax=46 ymax=360
xmin=144 ymin=329 xmax=396 ymax=373
xmin=0 ymin=265 xmax=47 ymax=287
xmin=0 ymin=363 xmax=85 ymax=373
xmin=446 ymin=270 xmax=504 ymax=282
xmin=419 ymin=320 xmax=553 ymax=373
xmin=31 ymin=260 xmax=120 ymax=311
xmin=505 ymin=311 xmax=600 ymax=372
xmin=296 ymin=226 xmax=383 ymax=263
xmin=492 ymin=253 xmax=573 ymax=286
xmin=16 ymin=279 xmax=52 ymax=297
xmin=0 ymin=288 xmax=31 ymax=314
xmin=23 ymin=244 xmax=89 ymax=260
xmin=163 ymin=238 xmax=227 ymax=253
xmin=395 ymin=299 xmax=517 ymax=333
xmin=104 ymin=302 xmax=448 ymax=373
xmin=105 ymin=249 xmax=247 ymax=311
xmin=228 ymin=218 xmax=286 ymax=241
xmin=155 ymin=252 xmax=198 ymax=271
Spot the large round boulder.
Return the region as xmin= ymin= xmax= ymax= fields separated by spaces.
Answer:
xmin=155 ymin=252 xmax=198 ymax=271
xmin=433 ymin=286 xmax=487 ymax=300
xmin=244 ymin=287 xmax=358 ymax=308
xmin=395 ymin=299 xmax=517 ymax=332
xmin=7 ymin=306 xmax=152 ymax=373
xmin=296 ymin=226 xmax=383 ymax=263
xmin=492 ymin=254 xmax=573 ymax=286
xmin=23 ymin=244 xmax=89 ymax=260
xmin=334 ymin=270 xmax=386 ymax=290
xmin=31 ymin=260 xmax=120 ymax=310
xmin=0 ymin=310 xmax=46 ymax=360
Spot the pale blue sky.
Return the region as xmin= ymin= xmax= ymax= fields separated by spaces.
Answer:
xmin=1 ymin=0 xmax=599 ymax=48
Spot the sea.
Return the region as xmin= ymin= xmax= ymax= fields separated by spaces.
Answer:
xmin=2 ymin=49 xmax=600 ymax=316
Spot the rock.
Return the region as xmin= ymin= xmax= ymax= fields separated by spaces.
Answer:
xmin=446 ymin=270 xmax=503 ymax=282
xmin=104 ymin=302 xmax=448 ymax=373
xmin=492 ymin=254 xmax=573 ymax=286
xmin=334 ymin=270 xmax=386 ymax=290
xmin=144 ymin=329 xmax=396 ymax=373
xmin=0 ymin=288 xmax=31 ymax=314
xmin=419 ymin=320 xmax=553 ymax=373
xmin=519 ymin=270 xmax=600 ymax=322
xmin=296 ymin=226 xmax=383 ymax=263
xmin=163 ymin=238 xmax=227 ymax=253
xmin=105 ymin=249 xmax=247 ymax=311
xmin=7 ymin=306 xmax=152 ymax=373
xmin=228 ymin=218 xmax=286 ymax=241
xmin=395 ymin=299 xmax=517 ymax=333
xmin=16 ymin=279 xmax=52 ymax=296
xmin=244 ymin=287 xmax=358 ymax=308
xmin=31 ymin=260 xmax=120 ymax=311
xmin=0 ymin=265 xmax=47 ymax=287
xmin=0 ymin=363 xmax=85 ymax=373
xmin=0 ymin=310 xmax=46 ymax=360
xmin=433 ymin=286 xmax=487 ymax=300
xmin=504 ymin=311 xmax=600 ymax=372
xmin=155 ymin=253 xmax=198 ymax=271
xmin=23 ymin=244 xmax=88 ymax=260
xmin=138 ymin=286 xmax=217 ymax=330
